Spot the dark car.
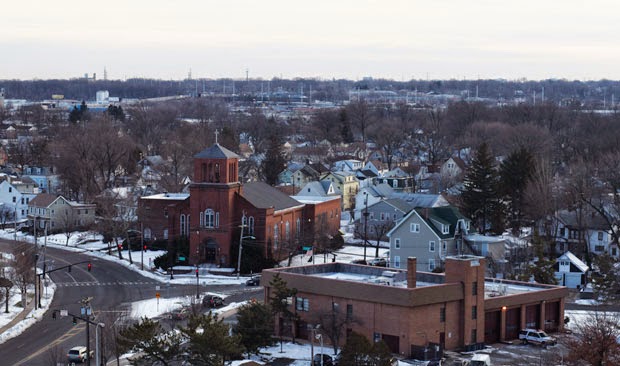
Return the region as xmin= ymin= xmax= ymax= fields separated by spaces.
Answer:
xmin=313 ymin=354 xmax=334 ymax=366
xmin=202 ymin=295 xmax=224 ymax=308
xmin=246 ymin=275 xmax=261 ymax=286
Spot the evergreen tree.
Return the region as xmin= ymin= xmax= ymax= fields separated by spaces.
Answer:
xmin=180 ymin=312 xmax=244 ymax=365
xmin=499 ymin=147 xmax=534 ymax=234
xmin=338 ymin=332 xmax=394 ymax=366
xmin=234 ymin=301 xmax=275 ymax=355
xmin=117 ymin=317 xmax=181 ymax=366
xmin=269 ymin=273 xmax=298 ymax=346
xmin=461 ymin=142 xmax=502 ymax=234
xmin=107 ymin=105 xmax=126 ymax=121
xmin=261 ymin=129 xmax=287 ymax=186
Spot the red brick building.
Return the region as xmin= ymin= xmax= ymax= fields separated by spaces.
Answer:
xmin=262 ymin=255 xmax=568 ymax=359
xmin=139 ymin=143 xmax=341 ymax=267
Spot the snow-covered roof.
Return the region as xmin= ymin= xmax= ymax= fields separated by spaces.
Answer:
xmin=558 ymin=251 xmax=589 ymax=273
xmin=142 ymin=193 xmax=189 ymax=200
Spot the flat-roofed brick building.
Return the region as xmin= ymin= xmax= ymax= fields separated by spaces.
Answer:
xmin=262 ymin=255 xmax=568 ymax=359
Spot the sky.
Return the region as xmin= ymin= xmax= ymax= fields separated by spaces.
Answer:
xmin=2 ymin=0 xmax=619 ymax=81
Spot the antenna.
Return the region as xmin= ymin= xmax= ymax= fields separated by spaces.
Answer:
xmin=215 ymin=129 xmax=219 ymax=144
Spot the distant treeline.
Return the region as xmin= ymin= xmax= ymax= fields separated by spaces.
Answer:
xmin=2 ymin=77 xmax=620 ymax=106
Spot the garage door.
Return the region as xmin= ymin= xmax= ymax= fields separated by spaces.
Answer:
xmin=484 ymin=311 xmax=500 ymax=344
xmin=544 ymin=301 xmax=560 ymax=332
xmin=505 ymin=308 xmax=521 ymax=340
xmin=526 ymin=304 xmax=540 ymax=329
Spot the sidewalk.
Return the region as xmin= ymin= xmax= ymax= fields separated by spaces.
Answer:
xmin=0 ymin=297 xmax=35 ymax=334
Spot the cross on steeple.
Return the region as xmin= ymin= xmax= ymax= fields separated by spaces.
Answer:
xmin=215 ymin=129 xmax=219 ymax=144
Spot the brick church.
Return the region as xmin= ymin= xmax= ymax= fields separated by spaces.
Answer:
xmin=139 ymin=143 xmax=341 ymax=267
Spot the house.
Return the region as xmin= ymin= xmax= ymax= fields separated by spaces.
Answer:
xmin=262 ymin=255 xmax=568 ymax=358
xmin=333 ymin=159 xmax=363 ymax=172
xmin=320 ymin=171 xmax=359 ymax=210
xmin=546 ymin=209 xmax=618 ymax=258
xmin=376 ymin=167 xmax=415 ymax=192
xmin=463 ymin=234 xmax=509 ymax=262
xmin=298 ymin=181 xmax=341 ymax=198
xmin=554 ymin=251 xmax=589 ymax=289
xmin=291 ymin=163 xmax=327 ymax=189
xmin=440 ymin=156 xmax=467 ymax=180
xmin=387 ymin=206 xmax=470 ymax=271
xmin=356 ymin=198 xmax=413 ymax=242
xmin=0 ymin=177 xmax=39 ymax=221
xmin=27 ymin=194 xmax=96 ymax=232
xmin=22 ymin=166 xmax=60 ymax=194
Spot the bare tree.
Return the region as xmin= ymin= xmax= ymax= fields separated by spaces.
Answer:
xmin=310 ymin=303 xmax=362 ymax=354
xmin=346 ymin=100 xmax=375 ymax=144
xmin=9 ymin=242 xmax=35 ymax=308
xmin=566 ymin=311 xmax=620 ymax=365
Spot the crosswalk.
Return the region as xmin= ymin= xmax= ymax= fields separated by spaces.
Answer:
xmin=55 ymin=281 xmax=160 ymax=287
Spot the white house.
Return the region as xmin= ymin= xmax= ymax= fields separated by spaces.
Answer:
xmin=554 ymin=251 xmax=589 ymax=289
xmin=0 ymin=178 xmax=39 ymax=221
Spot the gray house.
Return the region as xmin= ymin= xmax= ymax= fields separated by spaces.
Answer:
xmin=357 ymin=198 xmax=413 ymax=242
xmin=387 ymin=206 xmax=470 ymax=271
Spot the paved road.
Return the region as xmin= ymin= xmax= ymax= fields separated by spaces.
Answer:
xmin=0 ymin=240 xmax=262 ymax=366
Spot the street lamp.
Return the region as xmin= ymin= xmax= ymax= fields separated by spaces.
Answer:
xmin=96 ymin=323 xmax=105 ymax=366
xmin=195 ymin=265 xmax=200 ymax=299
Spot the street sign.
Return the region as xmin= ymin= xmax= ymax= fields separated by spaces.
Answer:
xmin=60 ymin=309 xmax=68 ymax=317
xmin=178 ymin=256 xmax=186 ymax=261
xmin=155 ymin=292 xmax=160 ymax=298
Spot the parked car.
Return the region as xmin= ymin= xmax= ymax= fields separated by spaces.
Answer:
xmin=168 ymin=307 xmax=190 ymax=320
xmin=246 ymin=275 xmax=261 ymax=286
xmin=518 ymin=328 xmax=557 ymax=347
xmin=351 ymin=259 xmax=368 ymax=265
xmin=369 ymin=258 xmax=387 ymax=267
xmin=67 ymin=346 xmax=92 ymax=363
xmin=313 ymin=353 xmax=334 ymax=366
xmin=202 ymin=295 xmax=224 ymax=308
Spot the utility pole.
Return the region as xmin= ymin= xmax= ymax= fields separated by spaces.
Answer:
xmin=363 ymin=193 xmax=369 ymax=262
xmin=237 ymin=211 xmax=246 ymax=279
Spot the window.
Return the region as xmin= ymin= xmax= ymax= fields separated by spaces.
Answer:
xmin=429 ymin=258 xmax=436 ymax=271
xmin=394 ymin=238 xmax=401 ymax=249
xmin=205 ymin=209 xmax=214 ymax=228
xmin=285 ymin=221 xmax=290 ymax=241
xmin=295 ymin=297 xmax=310 ymax=312
xmin=274 ymin=224 xmax=279 ymax=249
xmin=598 ymin=231 xmax=604 ymax=241
xmin=215 ymin=212 xmax=220 ymax=228
xmin=472 ymin=281 xmax=478 ymax=296
xmin=429 ymin=241 xmax=435 ymax=252
xmin=440 ymin=307 xmax=446 ymax=322
xmin=8 ymin=187 xmax=12 ymax=193
xmin=410 ymin=223 xmax=420 ymax=233
xmin=346 ymin=304 xmax=353 ymax=319
xmin=442 ymin=241 xmax=447 ymax=254
xmin=394 ymin=256 xmax=401 ymax=268
xmin=21 ymin=197 xmax=24 ymax=204
xmin=296 ymin=218 xmax=301 ymax=238
xmin=144 ymin=227 xmax=152 ymax=239
xmin=472 ymin=306 xmax=477 ymax=320
xmin=12 ymin=196 xmax=15 ymax=203
xmin=595 ymin=245 xmax=605 ymax=252
xmin=180 ymin=214 xmax=186 ymax=235
xmin=164 ymin=209 xmax=168 ymax=218
xmin=560 ymin=227 xmax=565 ymax=236
xmin=380 ymin=212 xmax=385 ymax=220
xmin=442 ymin=224 xmax=449 ymax=234
xmin=163 ymin=229 xmax=168 ymax=240
xmin=248 ymin=216 xmax=255 ymax=235
xmin=369 ymin=212 xmax=375 ymax=220
xmin=199 ymin=212 xmax=204 ymax=227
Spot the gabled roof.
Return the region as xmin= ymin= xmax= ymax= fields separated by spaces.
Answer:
xmin=383 ymin=198 xmax=414 ymax=213
xmin=242 ymin=182 xmax=303 ymax=211
xmin=365 ymin=183 xmax=395 ymax=198
xmin=29 ymin=193 xmax=60 ymax=207
xmin=556 ymin=209 xmax=608 ymax=230
xmin=387 ymin=206 xmax=467 ymax=239
xmin=558 ymin=251 xmax=589 ymax=273
xmin=194 ymin=143 xmax=239 ymax=159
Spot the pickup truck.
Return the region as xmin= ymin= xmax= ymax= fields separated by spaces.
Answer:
xmin=518 ymin=329 xmax=557 ymax=347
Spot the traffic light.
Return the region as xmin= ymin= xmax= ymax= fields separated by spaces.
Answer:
xmin=87 ymin=263 xmax=92 ymax=272
xmin=72 ymin=317 xmax=77 ymax=325
xmin=195 ymin=268 xmax=199 ymax=278
xmin=143 ymin=244 xmax=147 ymax=252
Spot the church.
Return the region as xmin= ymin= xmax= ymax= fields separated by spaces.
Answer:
xmin=139 ymin=142 xmax=341 ymax=267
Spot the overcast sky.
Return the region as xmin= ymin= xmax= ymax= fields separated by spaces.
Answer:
xmin=1 ymin=0 xmax=618 ymax=81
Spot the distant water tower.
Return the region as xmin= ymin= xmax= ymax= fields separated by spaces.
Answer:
xmin=96 ymin=90 xmax=110 ymax=104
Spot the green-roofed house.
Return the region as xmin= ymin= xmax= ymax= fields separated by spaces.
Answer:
xmin=387 ymin=206 xmax=471 ymax=271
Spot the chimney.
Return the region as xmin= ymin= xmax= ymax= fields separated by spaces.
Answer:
xmin=407 ymin=257 xmax=417 ymax=288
